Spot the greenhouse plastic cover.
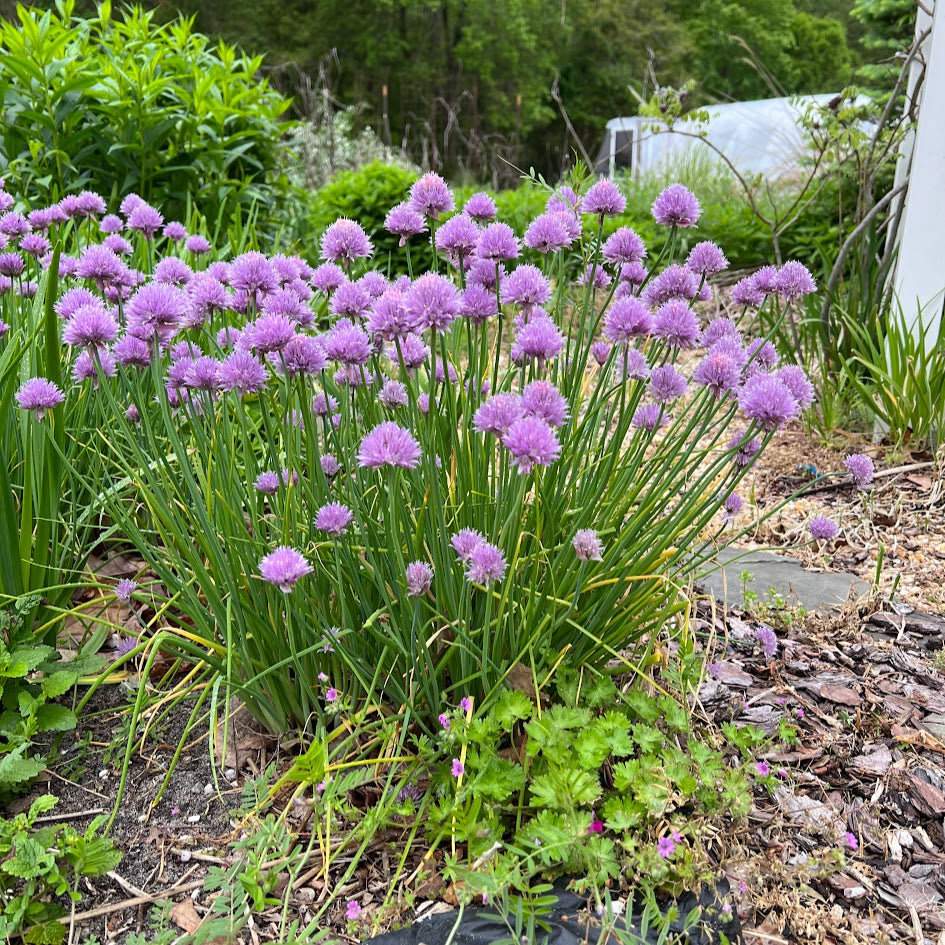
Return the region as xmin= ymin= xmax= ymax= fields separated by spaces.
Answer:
xmin=595 ymin=94 xmax=844 ymax=179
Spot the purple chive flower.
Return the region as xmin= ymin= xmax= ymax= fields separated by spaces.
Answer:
xmin=230 ymin=251 xmax=278 ymax=297
xmin=0 ymin=211 xmax=30 ymax=238
xmin=641 ymin=265 xmax=700 ymax=307
xmin=473 ymin=394 xmax=524 ymax=436
xmin=591 ymin=341 xmax=612 ymax=365
xmin=329 ymin=280 xmax=372 ymax=321
xmin=273 ymin=334 xmax=327 ymax=377
xmin=745 ymin=339 xmax=779 ymax=375
xmin=730 ymin=277 xmax=766 ymax=308
xmin=577 ymin=263 xmax=611 ymax=290
xmin=511 ymin=311 xmax=565 ymax=363
xmin=254 ymin=471 xmax=280 ymax=494
xmin=384 ymin=201 xmax=427 ymax=245
xmin=0 ymin=319 xmax=8 ymax=337
xmin=651 ymin=184 xmax=701 ymax=227
xmin=775 ymin=261 xmax=817 ymax=301
xmin=502 ymin=416 xmax=561 ymax=473
xmin=809 ymin=516 xmax=839 ymax=541
xmin=844 ymin=453 xmax=874 ymax=488
xmin=323 ymin=319 xmax=371 ymax=365
xmin=357 ymin=421 xmax=422 ymax=469
xmin=450 ymin=758 xmax=465 ymax=778
xmin=405 ymin=272 xmax=461 ymax=332
xmin=408 ymin=172 xmax=454 ymax=219
xmin=16 ymin=377 xmax=64 ymax=418
xmin=320 ymin=218 xmax=373 ymax=266
xmin=258 ymin=546 xmax=312 ymax=592
xmin=693 ymin=347 xmax=741 ymax=397
xmin=618 ymin=261 xmax=648 ymax=287
xmin=367 ymin=289 xmax=411 ymax=339
xmin=75 ymin=245 xmax=126 ymax=286
xmin=632 ymin=403 xmax=667 ymax=432
xmin=115 ymin=579 xmax=138 ymax=604
xmin=523 ymin=212 xmax=573 ymax=253
xmin=75 ymin=191 xmax=106 ymax=216
xmin=321 ymin=454 xmax=341 ymax=477
xmin=163 ymin=221 xmax=187 ymax=241
xmin=657 ymin=836 xmax=677 ymax=858
xmin=581 ymin=179 xmax=626 ymax=217
xmin=700 ymin=317 xmax=741 ymax=348
xmin=62 ymin=302 xmax=119 ymax=349
xmin=406 ymin=561 xmax=434 ymax=597
xmin=126 ymin=202 xmax=164 ymax=238
xmin=451 ymin=529 xmax=485 ymax=562
xmin=379 ymin=378 xmax=409 ymax=409
xmin=476 ymin=222 xmax=520 ymax=262
xmin=466 ymin=257 xmax=504 ymax=290
xmin=728 ymin=431 xmax=761 ymax=466
xmin=719 ymin=493 xmax=743 ymax=525
xmin=460 ymin=283 xmax=498 ymax=323
xmin=775 ymin=365 xmax=815 ymax=409
xmin=752 ymin=265 xmax=780 ymax=295
xmin=465 ymin=542 xmax=507 ymax=585
xmin=617 ymin=347 xmax=651 ymax=381
xmin=435 ymin=213 xmax=479 ymax=259
xmin=113 ymin=334 xmax=150 ymax=368
xmin=521 ymin=380 xmax=568 ymax=427
xmin=686 ymin=241 xmax=729 ymax=275
xmin=573 ymin=529 xmax=604 ymax=561
xmin=99 ymin=214 xmax=123 ymax=235
xmin=738 ymin=373 xmax=799 ymax=430
xmin=463 ymin=192 xmax=497 ymax=222
xmin=102 ymin=234 xmax=133 ymax=256
xmin=602 ymin=227 xmax=646 ymax=266
xmin=500 ymin=264 xmax=551 ymax=310
xmin=154 ymin=256 xmax=193 ymax=287
xmin=218 ymin=350 xmax=268 ymax=396
xmin=603 ymin=296 xmax=653 ymax=342
xmin=20 ymin=233 xmax=50 ymax=258
xmin=653 ymin=300 xmax=700 ymax=348
xmin=185 ymin=234 xmax=212 ymax=255
xmin=245 ymin=313 xmax=296 ymax=353
xmin=649 ymin=364 xmax=688 ymax=403
xmin=315 ymin=502 xmax=354 ymax=536
xmin=310 ymin=262 xmax=346 ymax=296
xmin=73 ymin=348 xmax=116 ymax=385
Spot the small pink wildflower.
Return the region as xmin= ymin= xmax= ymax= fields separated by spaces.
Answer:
xmin=589 ymin=817 xmax=604 ymax=834
xmin=325 ymin=688 xmax=339 ymax=703
xmin=844 ymin=832 xmax=859 ymax=850
xmin=451 ymin=758 xmax=464 ymax=778
xmin=755 ymin=761 xmax=771 ymax=776
xmin=345 ymin=900 xmax=362 ymax=921
xmin=438 ymin=713 xmax=451 ymax=730
xmin=657 ymin=836 xmax=676 ymax=858
xmin=459 ymin=696 xmax=473 ymax=713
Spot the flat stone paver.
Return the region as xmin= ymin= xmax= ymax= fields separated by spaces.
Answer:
xmin=695 ymin=547 xmax=872 ymax=615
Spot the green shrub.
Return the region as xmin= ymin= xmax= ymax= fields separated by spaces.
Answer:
xmin=0 ymin=0 xmax=294 ymax=224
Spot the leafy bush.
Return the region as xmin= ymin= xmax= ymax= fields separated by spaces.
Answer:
xmin=0 ymin=0 xmax=294 ymax=224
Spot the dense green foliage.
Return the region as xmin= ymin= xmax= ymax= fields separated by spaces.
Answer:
xmin=0 ymin=0 xmax=294 ymax=221
xmin=69 ymin=0 xmax=864 ymax=182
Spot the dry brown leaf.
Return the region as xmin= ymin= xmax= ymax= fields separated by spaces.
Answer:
xmin=170 ymin=898 xmax=202 ymax=934
xmin=891 ymin=724 xmax=945 ymax=757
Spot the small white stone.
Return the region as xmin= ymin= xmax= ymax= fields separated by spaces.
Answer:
xmin=98 ymin=769 xmax=109 ymax=780
xmin=179 ymin=850 xmax=191 ymax=863
xmin=187 ymin=814 xmax=200 ymax=824
xmin=203 ymin=782 xmax=213 ymax=795
xmin=225 ymin=768 xmax=237 ymax=782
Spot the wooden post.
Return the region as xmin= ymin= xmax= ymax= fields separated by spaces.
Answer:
xmin=893 ymin=0 xmax=945 ymax=347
